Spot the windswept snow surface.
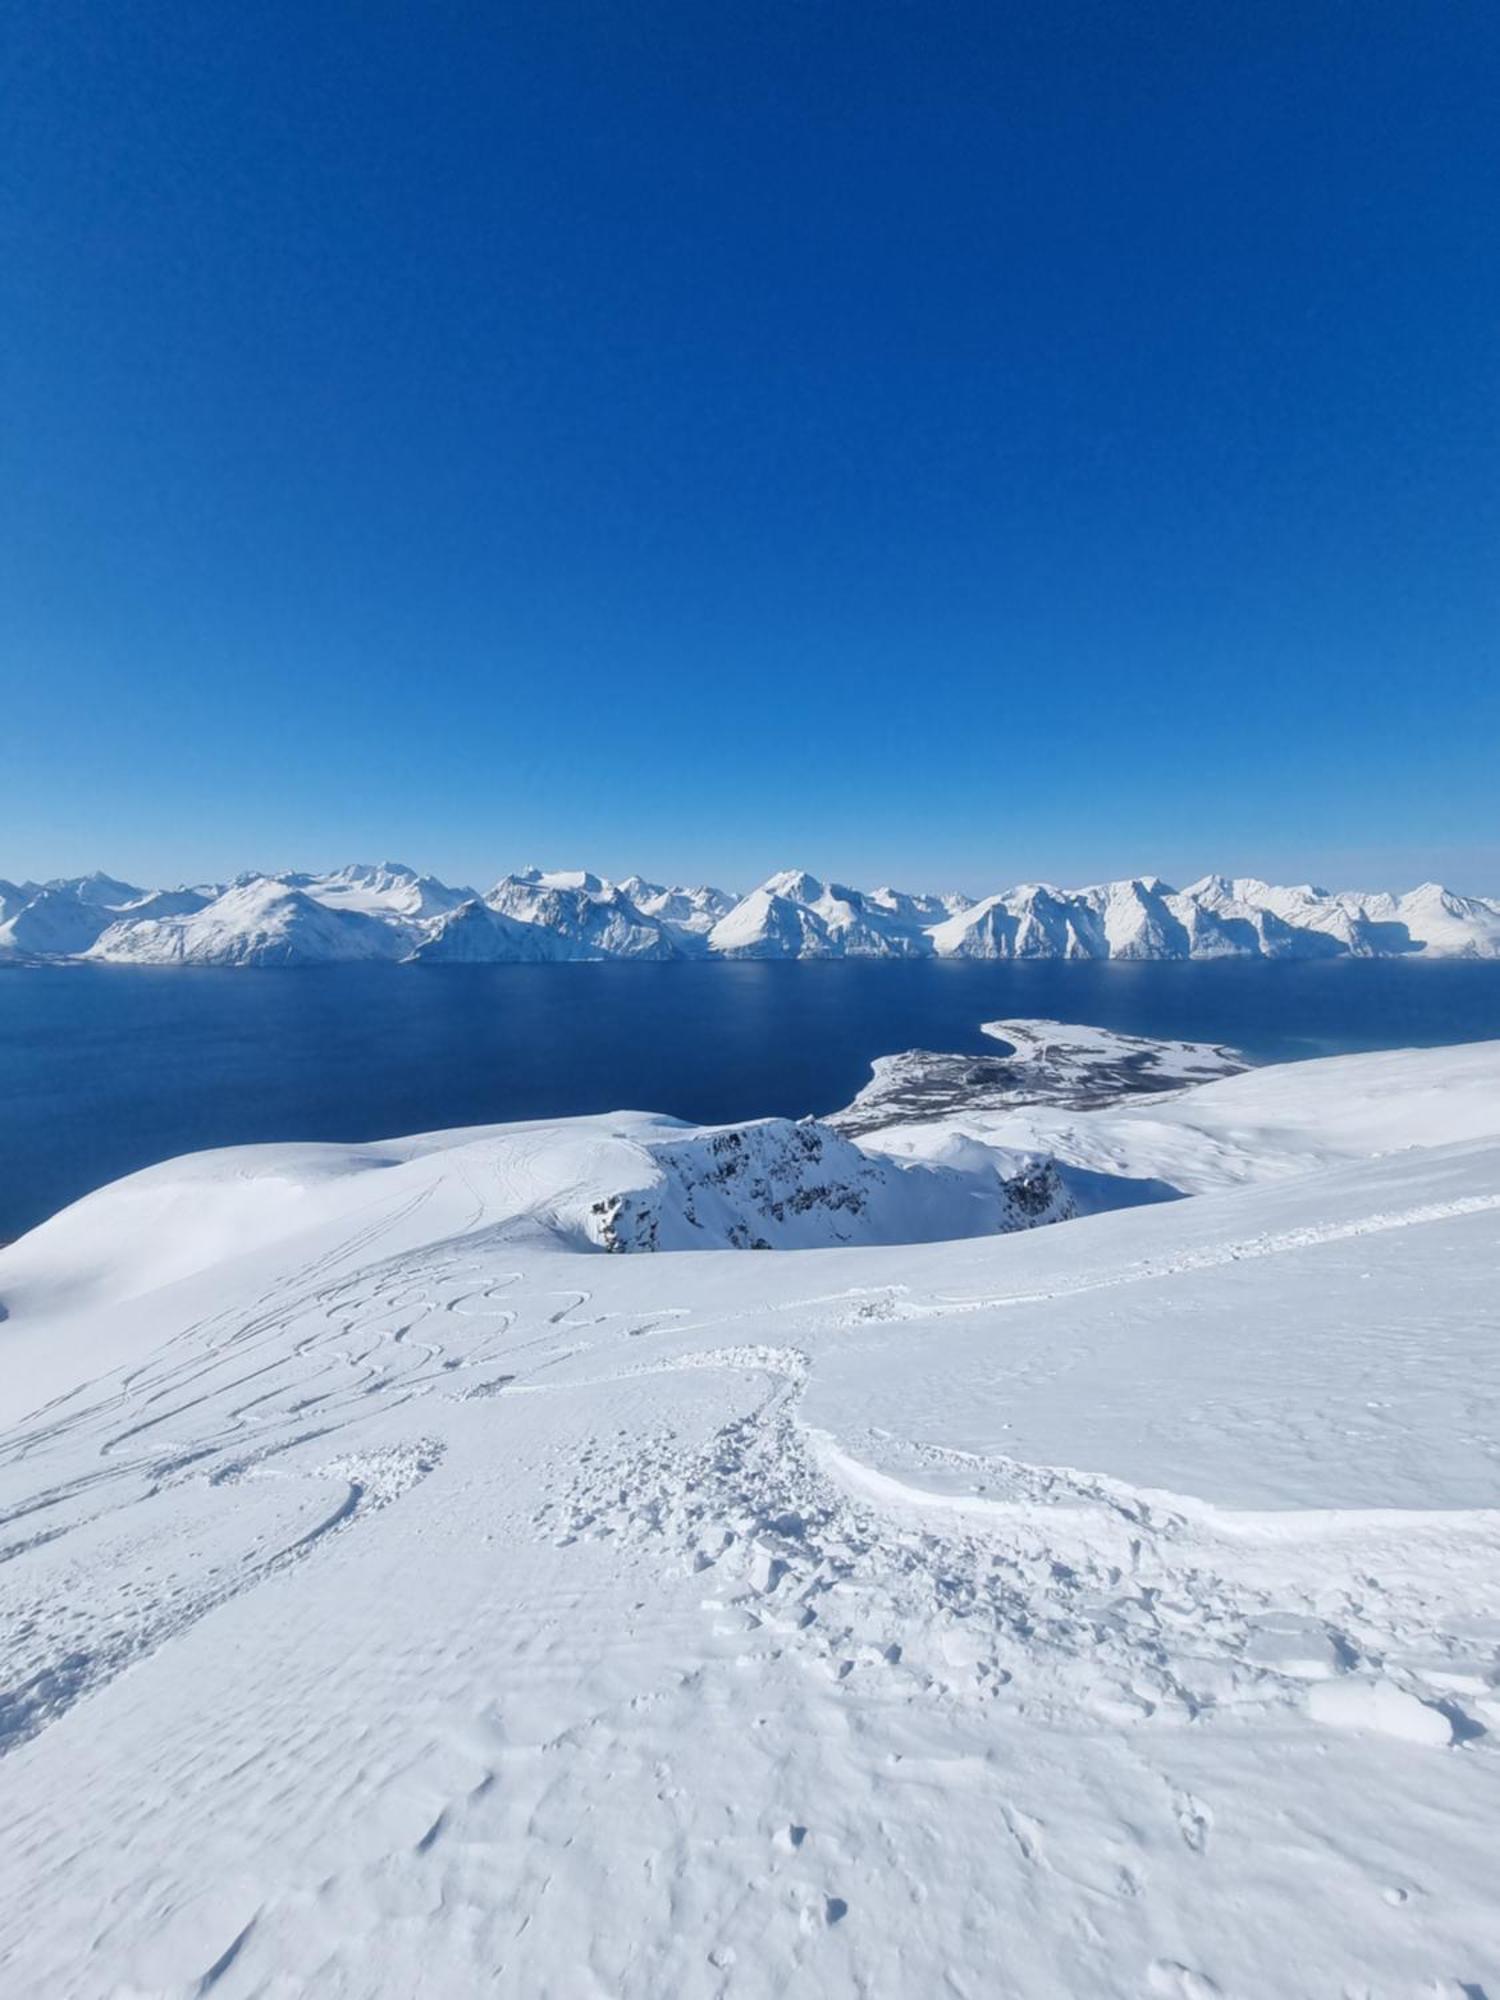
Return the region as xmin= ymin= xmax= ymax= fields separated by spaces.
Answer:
xmin=1 ymin=1044 xmax=1499 ymax=1995
xmin=9 ymin=864 xmax=1500 ymax=961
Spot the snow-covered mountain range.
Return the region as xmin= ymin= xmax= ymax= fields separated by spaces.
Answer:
xmin=2 ymin=861 xmax=1498 ymax=965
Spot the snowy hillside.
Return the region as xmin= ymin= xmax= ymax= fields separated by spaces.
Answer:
xmin=580 ymin=1115 xmax=1068 ymax=1251
xmin=0 ymin=883 xmax=132 ymax=957
xmin=88 ymin=878 xmax=409 ymax=966
xmin=5 ymin=862 xmax=1500 ymax=962
xmin=276 ymin=860 xmax=476 ymax=922
xmin=1 ymin=1036 xmax=1498 ymax=1995
xmin=406 ymin=898 xmax=589 ymax=963
xmin=708 ymin=872 xmax=942 ymax=957
xmin=0 ymin=872 xmax=153 ymax=957
xmin=854 ymin=1023 xmax=1500 ymax=1203
xmin=618 ymin=876 xmax=737 ymax=938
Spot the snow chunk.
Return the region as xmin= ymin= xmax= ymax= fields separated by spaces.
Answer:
xmin=1307 ymin=1678 xmax=1454 ymax=1746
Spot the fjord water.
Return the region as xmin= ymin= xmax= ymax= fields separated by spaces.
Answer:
xmin=4 ymin=960 xmax=1500 ymax=1243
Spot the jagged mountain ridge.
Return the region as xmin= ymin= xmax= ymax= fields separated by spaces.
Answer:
xmin=2 ymin=862 xmax=1497 ymax=964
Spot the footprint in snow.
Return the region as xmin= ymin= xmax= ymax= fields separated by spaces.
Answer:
xmin=1147 ymin=1962 xmax=1220 ymax=1999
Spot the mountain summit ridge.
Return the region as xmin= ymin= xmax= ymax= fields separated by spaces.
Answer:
xmin=2 ymin=863 xmax=1497 ymax=965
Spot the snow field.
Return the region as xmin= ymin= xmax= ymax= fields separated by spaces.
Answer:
xmin=0 ymin=1038 xmax=1498 ymax=1993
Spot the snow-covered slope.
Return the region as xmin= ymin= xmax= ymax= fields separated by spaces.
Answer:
xmin=0 ymin=884 xmax=124 ymax=957
xmin=866 ymin=882 xmax=971 ymax=925
xmin=0 ymin=1115 xmax=1063 ymax=1332
xmin=708 ymin=871 xmax=935 ymax=957
xmin=49 ymin=870 xmax=145 ymax=908
xmin=0 ymin=871 xmax=158 ymax=957
xmin=1 ymin=1040 xmax=1498 ymax=1996
xmin=406 ymin=897 xmax=589 ymax=963
xmin=0 ymin=1106 xmax=1070 ymax=1393
xmin=287 ymin=860 xmax=476 ymax=922
xmin=617 ymin=876 xmax=737 ymax=939
xmin=1163 ymin=874 xmax=1331 ymax=958
xmin=1389 ymin=881 xmax=1500 ymax=958
xmin=863 ymin=1025 xmax=1500 ymax=1199
xmin=114 ymin=885 xmax=216 ymax=922
xmin=87 ymin=878 xmax=409 ymax=966
xmin=1096 ymin=875 xmax=1191 ymax=958
xmin=6 ymin=862 xmax=1500 ymax=962
xmin=929 ymin=882 xmax=1109 ymax=959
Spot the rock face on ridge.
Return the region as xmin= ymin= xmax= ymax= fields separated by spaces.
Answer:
xmin=584 ymin=1116 xmax=1072 ymax=1252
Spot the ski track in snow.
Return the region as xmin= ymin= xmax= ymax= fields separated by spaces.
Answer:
xmin=805 ymin=1190 xmax=1500 ymax=1327
xmin=3 ymin=1185 xmax=1496 ymax=1758
xmin=548 ymin=1331 xmax=1500 ymax=1736
xmin=3 ymin=1189 xmax=1497 ymax=1745
xmin=2 ymin=1113 xmax=1499 ymax=1991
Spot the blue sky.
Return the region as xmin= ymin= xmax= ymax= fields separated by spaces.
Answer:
xmin=4 ymin=1 xmax=1497 ymax=895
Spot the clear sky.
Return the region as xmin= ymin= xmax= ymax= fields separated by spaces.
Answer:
xmin=4 ymin=1 xmax=1497 ymax=896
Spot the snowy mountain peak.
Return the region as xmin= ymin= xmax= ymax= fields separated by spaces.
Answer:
xmin=0 ymin=883 xmax=128 ymax=958
xmin=5 ymin=865 xmax=1498 ymax=964
xmin=324 ymin=860 xmax=421 ymax=886
xmin=297 ymin=862 xmax=473 ymax=921
xmin=758 ymin=868 xmax=826 ymax=904
xmin=42 ymin=871 xmax=145 ymax=909
xmin=406 ymin=897 xmax=587 ymax=964
xmin=88 ymin=878 xmax=408 ymax=967
xmin=514 ymin=867 xmax=609 ymax=895
xmin=486 ymin=874 xmax=679 ymax=959
xmin=617 ymin=878 xmax=736 ymax=939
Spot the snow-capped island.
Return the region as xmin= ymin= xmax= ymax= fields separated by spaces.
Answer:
xmin=3 ymin=862 xmax=1499 ymax=964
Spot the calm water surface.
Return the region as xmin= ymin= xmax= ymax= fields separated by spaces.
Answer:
xmin=3 ymin=960 xmax=1500 ymax=1241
